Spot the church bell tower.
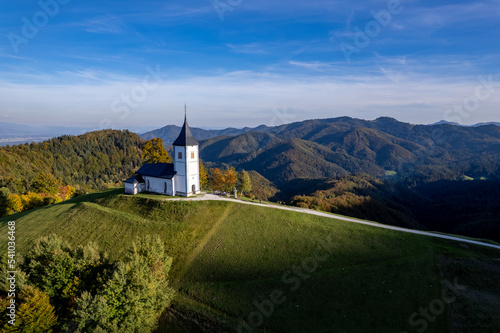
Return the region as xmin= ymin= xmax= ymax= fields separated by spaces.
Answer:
xmin=173 ymin=106 xmax=200 ymax=196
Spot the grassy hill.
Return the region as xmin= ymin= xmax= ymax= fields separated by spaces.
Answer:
xmin=1 ymin=189 xmax=499 ymax=332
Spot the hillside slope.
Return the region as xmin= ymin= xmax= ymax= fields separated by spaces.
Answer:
xmin=1 ymin=189 xmax=499 ymax=333
xmin=0 ymin=129 xmax=143 ymax=193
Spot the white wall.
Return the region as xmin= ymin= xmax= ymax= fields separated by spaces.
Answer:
xmin=186 ymin=145 xmax=200 ymax=195
xmin=125 ymin=183 xmax=135 ymax=194
xmin=125 ymin=182 xmax=146 ymax=195
xmin=174 ymin=145 xmax=186 ymax=194
xmin=174 ymin=145 xmax=200 ymax=196
xmin=143 ymin=176 xmax=174 ymax=196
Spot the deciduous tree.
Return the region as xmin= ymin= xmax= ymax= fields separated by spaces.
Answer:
xmin=224 ymin=167 xmax=238 ymax=192
xmin=199 ymin=160 xmax=208 ymax=188
xmin=238 ymin=170 xmax=252 ymax=194
xmin=69 ymin=235 xmax=174 ymax=332
xmin=0 ymin=286 xmax=57 ymax=333
xmin=142 ymin=138 xmax=172 ymax=164
xmin=32 ymin=172 xmax=60 ymax=195
xmin=7 ymin=193 xmax=23 ymax=214
xmin=210 ymin=168 xmax=225 ymax=191
xmin=21 ymin=192 xmax=44 ymax=211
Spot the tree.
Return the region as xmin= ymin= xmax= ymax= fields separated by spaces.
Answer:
xmin=32 ymin=172 xmax=60 ymax=195
xmin=0 ymin=187 xmax=10 ymax=217
xmin=21 ymin=192 xmax=44 ymax=211
xmin=24 ymin=235 xmax=76 ymax=312
xmin=199 ymin=160 xmax=208 ymax=188
xmin=210 ymin=168 xmax=225 ymax=191
xmin=58 ymin=185 xmax=75 ymax=200
xmin=142 ymin=138 xmax=172 ymax=164
xmin=7 ymin=193 xmax=23 ymax=215
xmin=224 ymin=167 xmax=238 ymax=192
xmin=69 ymin=235 xmax=174 ymax=333
xmin=238 ymin=170 xmax=252 ymax=194
xmin=0 ymin=286 xmax=58 ymax=333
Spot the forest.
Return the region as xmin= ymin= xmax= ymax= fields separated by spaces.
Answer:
xmin=0 ymin=130 xmax=143 ymax=217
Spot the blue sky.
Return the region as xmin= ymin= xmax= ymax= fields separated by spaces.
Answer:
xmin=0 ymin=0 xmax=499 ymax=130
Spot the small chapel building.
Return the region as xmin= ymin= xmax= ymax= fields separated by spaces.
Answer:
xmin=124 ymin=113 xmax=200 ymax=197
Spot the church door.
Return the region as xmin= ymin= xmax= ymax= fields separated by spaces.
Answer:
xmin=192 ymin=184 xmax=196 ymax=194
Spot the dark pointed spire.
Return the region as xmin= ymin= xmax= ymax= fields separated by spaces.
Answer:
xmin=173 ymin=105 xmax=199 ymax=146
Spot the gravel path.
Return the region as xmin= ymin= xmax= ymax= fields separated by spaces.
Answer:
xmin=166 ymin=193 xmax=500 ymax=251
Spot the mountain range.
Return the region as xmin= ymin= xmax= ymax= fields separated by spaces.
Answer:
xmin=142 ymin=117 xmax=500 ymax=185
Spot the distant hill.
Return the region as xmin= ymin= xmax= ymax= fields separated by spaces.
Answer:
xmin=430 ymin=120 xmax=462 ymax=126
xmin=140 ymin=124 xmax=270 ymax=144
xmin=0 ymin=129 xmax=143 ymax=193
xmin=143 ymin=117 xmax=500 ymax=185
xmin=473 ymin=121 xmax=500 ymax=127
xmin=0 ymin=122 xmax=92 ymax=146
xmin=1 ymin=189 xmax=499 ymax=332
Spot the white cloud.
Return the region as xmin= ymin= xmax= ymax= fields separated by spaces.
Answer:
xmin=226 ymin=43 xmax=268 ymax=55
xmin=1 ymin=70 xmax=499 ymax=129
xmin=397 ymin=1 xmax=500 ymax=30
xmin=289 ymin=61 xmax=333 ymax=71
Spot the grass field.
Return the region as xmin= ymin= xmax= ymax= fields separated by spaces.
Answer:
xmin=1 ymin=188 xmax=499 ymax=332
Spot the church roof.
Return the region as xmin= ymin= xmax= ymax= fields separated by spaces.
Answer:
xmin=135 ymin=163 xmax=176 ymax=179
xmin=124 ymin=174 xmax=144 ymax=184
xmin=173 ymin=114 xmax=199 ymax=146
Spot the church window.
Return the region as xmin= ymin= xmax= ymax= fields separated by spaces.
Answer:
xmin=164 ymin=182 xmax=167 ymax=194
xmin=147 ymin=180 xmax=150 ymax=190
xmin=178 ymin=152 xmax=182 ymax=159
xmin=191 ymin=151 xmax=195 ymax=159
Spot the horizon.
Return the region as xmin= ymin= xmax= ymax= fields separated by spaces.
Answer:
xmin=1 ymin=0 xmax=500 ymax=129
xmin=2 ymin=115 xmax=500 ymax=142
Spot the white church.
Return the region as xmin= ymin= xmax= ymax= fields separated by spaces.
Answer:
xmin=124 ymin=113 xmax=200 ymax=197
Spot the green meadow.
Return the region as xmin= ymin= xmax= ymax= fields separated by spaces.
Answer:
xmin=1 ymin=188 xmax=499 ymax=332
